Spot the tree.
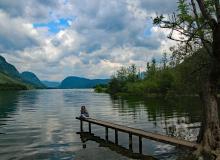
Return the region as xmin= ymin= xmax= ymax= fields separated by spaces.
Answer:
xmin=158 ymin=70 xmax=174 ymax=95
xmin=116 ymin=66 xmax=128 ymax=82
xmin=108 ymin=76 xmax=122 ymax=94
xmin=154 ymin=0 xmax=220 ymax=158
xmin=127 ymin=64 xmax=138 ymax=82
xmin=161 ymin=52 xmax=168 ymax=69
xmin=145 ymin=58 xmax=157 ymax=79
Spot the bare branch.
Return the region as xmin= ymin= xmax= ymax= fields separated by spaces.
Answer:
xmin=191 ymin=0 xmax=212 ymax=55
xmin=196 ymin=0 xmax=210 ymax=19
xmin=168 ymin=34 xmax=188 ymax=42
xmin=196 ymin=0 xmax=217 ymax=28
xmin=214 ymin=0 xmax=220 ymax=22
xmin=154 ymin=4 xmax=213 ymax=56
xmin=191 ymin=0 xmax=199 ymax=21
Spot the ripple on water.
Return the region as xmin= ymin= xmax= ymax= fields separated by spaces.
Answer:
xmin=0 ymin=89 xmax=202 ymax=160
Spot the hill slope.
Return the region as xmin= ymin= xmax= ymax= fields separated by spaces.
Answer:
xmin=0 ymin=56 xmax=20 ymax=78
xmin=20 ymin=71 xmax=46 ymax=88
xmin=59 ymin=76 xmax=109 ymax=89
xmin=0 ymin=55 xmax=45 ymax=90
xmin=0 ymin=72 xmax=30 ymax=90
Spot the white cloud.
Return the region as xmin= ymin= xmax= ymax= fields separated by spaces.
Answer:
xmin=0 ymin=10 xmax=40 ymax=52
xmin=0 ymin=0 xmax=178 ymax=81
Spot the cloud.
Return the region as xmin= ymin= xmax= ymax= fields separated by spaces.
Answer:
xmin=0 ymin=0 xmax=178 ymax=81
xmin=0 ymin=10 xmax=40 ymax=52
xmin=0 ymin=0 xmax=65 ymax=22
xmin=139 ymin=0 xmax=178 ymax=13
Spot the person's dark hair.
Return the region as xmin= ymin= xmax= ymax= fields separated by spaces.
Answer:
xmin=80 ymin=105 xmax=89 ymax=118
xmin=81 ymin=106 xmax=87 ymax=113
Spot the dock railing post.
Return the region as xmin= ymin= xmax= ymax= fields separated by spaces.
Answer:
xmin=80 ymin=119 xmax=83 ymax=132
xmin=105 ymin=127 xmax=108 ymax=141
xmin=139 ymin=136 xmax=142 ymax=154
xmin=76 ymin=117 xmax=197 ymax=150
xmin=89 ymin=122 xmax=91 ymax=133
xmin=129 ymin=133 xmax=132 ymax=151
xmin=115 ymin=129 xmax=118 ymax=145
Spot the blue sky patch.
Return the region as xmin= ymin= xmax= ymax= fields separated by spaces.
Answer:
xmin=33 ymin=18 xmax=73 ymax=33
xmin=144 ymin=19 xmax=153 ymax=36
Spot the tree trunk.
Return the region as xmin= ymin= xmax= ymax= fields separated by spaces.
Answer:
xmin=196 ymin=75 xmax=220 ymax=160
xmin=199 ymin=80 xmax=220 ymax=151
xmin=196 ymin=23 xmax=220 ymax=159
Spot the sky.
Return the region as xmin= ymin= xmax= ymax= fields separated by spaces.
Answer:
xmin=0 ymin=0 xmax=178 ymax=81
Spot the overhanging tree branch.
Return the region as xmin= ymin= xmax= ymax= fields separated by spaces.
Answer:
xmin=196 ymin=0 xmax=217 ymax=28
xmin=214 ymin=0 xmax=220 ymax=22
xmin=191 ymin=0 xmax=212 ymax=55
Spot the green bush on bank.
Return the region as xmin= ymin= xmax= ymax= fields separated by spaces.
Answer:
xmin=95 ymin=49 xmax=220 ymax=97
xmin=97 ymin=52 xmax=210 ymax=97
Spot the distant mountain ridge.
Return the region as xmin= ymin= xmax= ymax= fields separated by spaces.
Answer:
xmin=20 ymin=71 xmax=45 ymax=88
xmin=59 ymin=76 xmax=109 ymax=89
xmin=0 ymin=56 xmax=20 ymax=78
xmin=42 ymin=81 xmax=60 ymax=88
xmin=0 ymin=55 xmax=45 ymax=89
xmin=0 ymin=55 xmax=110 ymax=90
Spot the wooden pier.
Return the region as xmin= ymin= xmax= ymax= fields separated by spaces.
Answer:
xmin=76 ymin=117 xmax=198 ymax=153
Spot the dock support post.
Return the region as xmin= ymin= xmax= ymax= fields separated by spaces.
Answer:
xmin=105 ymin=127 xmax=108 ymax=141
xmin=129 ymin=133 xmax=132 ymax=151
xmin=80 ymin=120 xmax=83 ymax=132
xmin=115 ymin=129 xmax=118 ymax=145
xmin=89 ymin=122 xmax=91 ymax=133
xmin=139 ymin=136 xmax=142 ymax=154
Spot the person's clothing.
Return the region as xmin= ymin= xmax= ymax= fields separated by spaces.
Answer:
xmin=80 ymin=111 xmax=89 ymax=118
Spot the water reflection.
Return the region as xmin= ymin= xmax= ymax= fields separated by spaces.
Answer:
xmin=0 ymin=91 xmax=19 ymax=119
xmin=0 ymin=89 xmax=205 ymax=160
xmin=77 ymin=132 xmax=156 ymax=160
xmin=110 ymin=96 xmax=202 ymax=142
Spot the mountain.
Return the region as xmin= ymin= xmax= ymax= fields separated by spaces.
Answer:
xmin=0 ymin=72 xmax=30 ymax=90
xmin=0 ymin=55 xmax=108 ymax=90
xmin=59 ymin=76 xmax=109 ymax=89
xmin=0 ymin=55 xmax=20 ymax=78
xmin=20 ymin=71 xmax=46 ymax=88
xmin=0 ymin=55 xmax=31 ymax=90
xmin=0 ymin=55 xmax=44 ymax=89
xmin=42 ymin=81 xmax=60 ymax=88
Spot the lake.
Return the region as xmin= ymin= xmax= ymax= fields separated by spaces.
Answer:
xmin=0 ymin=89 xmax=203 ymax=160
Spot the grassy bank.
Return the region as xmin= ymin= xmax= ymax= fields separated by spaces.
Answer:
xmin=0 ymin=72 xmax=32 ymax=90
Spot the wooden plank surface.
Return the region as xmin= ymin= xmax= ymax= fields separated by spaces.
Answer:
xmin=76 ymin=117 xmax=198 ymax=149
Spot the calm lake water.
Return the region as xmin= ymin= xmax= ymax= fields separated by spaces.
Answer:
xmin=0 ymin=89 xmax=203 ymax=160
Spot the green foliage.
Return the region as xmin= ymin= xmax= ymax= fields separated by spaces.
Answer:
xmin=103 ymin=0 xmax=218 ymax=97
xmin=177 ymin=0 xmax=192 ymax=22
xmin=161 ymin=52 xmax=168 ymax=69
xmin=157 ymin=70 xmax=175 ymax=95
xmin=127 ymin=64 xmax=138 ymax=82
xmin=0 ymin=72 xmax=29 ymax=90
xmin=153 ymin=15 xmax=164 ymax=25
xmin=153 ymin=0 xmax=214 ymax=63
xmin=94 ymin=84 xmax=108 ymax=93
xmin=107 ymin=59 xmax=176 ymax=96
xmin=108 ymin=76 xmax=123 ymax=94
xmin=152 ymin=0 xmax=219 ymax=97
xmin=145 ymin=59 xmax=157 ymax=80
xmin=106 ymin=50 xmax=210 ymax=97
xmin=0 ymin=83 xmax=28 ymax=90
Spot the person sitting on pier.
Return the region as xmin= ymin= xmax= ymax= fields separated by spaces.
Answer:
xmin=80 ymin=106 xmax=89 ymax=119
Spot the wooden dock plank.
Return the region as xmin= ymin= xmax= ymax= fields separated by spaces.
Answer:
xmin=76 ymin=117 xmax=198 ymax=149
